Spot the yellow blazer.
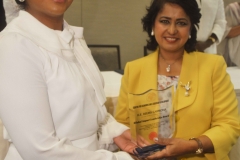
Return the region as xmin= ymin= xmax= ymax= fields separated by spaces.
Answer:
xmin=115 ymin=50 xmax=240 ymax=160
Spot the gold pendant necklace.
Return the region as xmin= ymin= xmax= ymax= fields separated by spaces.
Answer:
xmin=160 ymin=53 xmax=183 ymax=73
xmin=166 ymin=64 xmax=171 ymax=73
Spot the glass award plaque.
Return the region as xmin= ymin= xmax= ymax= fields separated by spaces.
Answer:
xmin=129 ymin=86 xmax=175 ymax=159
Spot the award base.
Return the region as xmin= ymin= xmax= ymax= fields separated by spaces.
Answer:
xmin=133 ymin=144 xmax=166 ymax=159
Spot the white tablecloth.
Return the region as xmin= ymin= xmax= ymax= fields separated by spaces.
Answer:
xmin=101 ymin=71 xmax=123 ymax=97
xmin=101 ymin=71 xmax=123 ymax=115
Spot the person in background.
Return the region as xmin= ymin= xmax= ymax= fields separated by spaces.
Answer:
xmin=195 ymin=0 xmax=226 ymax=54
xmin=0 ymin=0 xmax=7 ymax=31
xmin=218 ymin=2 xmax=240 ymax=67
xmin=0 ymin=0 xmax=138 ymax=159
xmin=115 ymin=0 xmax=240 ymax=159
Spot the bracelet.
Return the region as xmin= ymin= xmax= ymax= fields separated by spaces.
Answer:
xmin=208 ymin=36 xmax=216 ymax=43
xmin=189 ymin=137 xmax=204 ymax=154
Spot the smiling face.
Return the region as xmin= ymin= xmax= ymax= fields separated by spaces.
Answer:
xmin=153 ymin=3 xmax=191 ymax=54
xmin=25 ymin=0 xmax=73 ymax=29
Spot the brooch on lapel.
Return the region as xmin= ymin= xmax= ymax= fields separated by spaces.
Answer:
xmin=180 ymin=81 xmax=191 ymax=97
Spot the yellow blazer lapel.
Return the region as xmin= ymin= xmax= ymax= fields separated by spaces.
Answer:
xmin=137 ymin=50 xmax=158 ymax=93
xmin=132 ymin=50 xmax=198 ymax=111
xmin=176 ymin=51 xmax=199 ymax=111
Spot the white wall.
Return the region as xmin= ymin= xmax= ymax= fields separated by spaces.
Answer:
xmin=64 ymin=0 xmax=82 ymax=26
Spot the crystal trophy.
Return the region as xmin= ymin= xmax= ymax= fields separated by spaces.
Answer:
xmin=128 ymin=86 xmax=175 ymax=159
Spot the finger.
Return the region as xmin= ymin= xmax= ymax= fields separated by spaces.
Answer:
xmin=143 ymin=139 xmax=151 ymax=146
xmin=137 ymin=139 xmax=147 ymax=147
xmin=136 ymin=136 xmax=148 ymax=147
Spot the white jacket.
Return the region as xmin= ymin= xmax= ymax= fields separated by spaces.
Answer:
xmin=0 ymin=11 xmax=131 ymax=160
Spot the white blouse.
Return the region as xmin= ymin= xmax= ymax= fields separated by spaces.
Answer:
xmin=0 ymin=11 xmax=129 ymax=160
xmin=157 ymin=75 xmax=179 ymax=138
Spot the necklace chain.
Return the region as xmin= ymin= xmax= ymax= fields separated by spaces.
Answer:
xmin=160 ymin=53 xmax=183 ymax=73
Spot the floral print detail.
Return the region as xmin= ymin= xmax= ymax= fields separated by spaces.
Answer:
xmin=157 ymin=75 xmax=179 ymax=90
xmin=157 ymin=75 xmax=179 ymax=138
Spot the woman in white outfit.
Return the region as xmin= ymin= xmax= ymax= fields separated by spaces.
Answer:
xmin=0 ymin=0 xmax=140 ymax=159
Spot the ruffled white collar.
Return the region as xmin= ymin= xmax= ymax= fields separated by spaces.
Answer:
xmin=3 ymin=11 xmax=83 ymax=54
xmin=1 ymin=11 xmax=107 ymax=107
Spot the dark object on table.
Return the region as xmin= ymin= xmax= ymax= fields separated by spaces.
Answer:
xmin=133 ymin=144 xmax=166 ymax=159
xmin=114 ymin=69 xmax=124 ymax=75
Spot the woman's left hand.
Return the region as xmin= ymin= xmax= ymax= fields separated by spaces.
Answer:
xmin=146 ymin=137 xmax=196 ymax=159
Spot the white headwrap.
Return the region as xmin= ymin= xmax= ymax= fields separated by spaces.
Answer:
xmin=3 ymin=0 xmax=21 ymax=24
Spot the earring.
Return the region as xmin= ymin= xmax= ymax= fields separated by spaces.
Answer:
xmin=19 ymin=0 xmax=25 ymax=2
xmin=151 ymin=30 xmax=154 ymax=36
xmin=189 ymin=34 xmax=191 ymax=39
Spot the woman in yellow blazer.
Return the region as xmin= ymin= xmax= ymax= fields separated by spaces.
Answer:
xmin=114 ymin=0 xmax=240 ymax=159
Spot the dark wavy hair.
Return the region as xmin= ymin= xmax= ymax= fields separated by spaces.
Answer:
xmin=142 ymin=0 xmax=201 ymax=53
